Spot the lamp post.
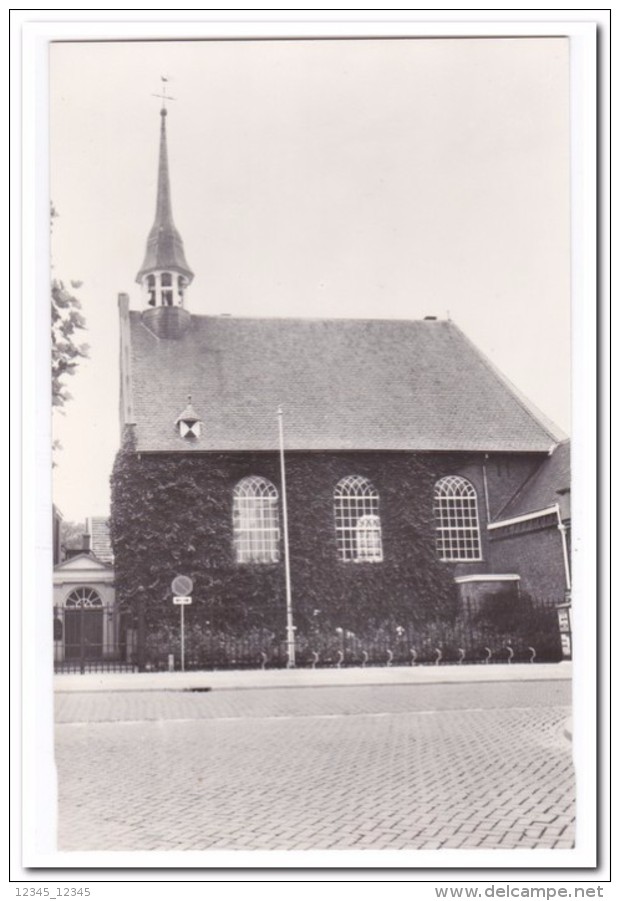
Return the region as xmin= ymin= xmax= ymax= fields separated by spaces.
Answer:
xmin=277 ymin=406 xmax=295 ymax=667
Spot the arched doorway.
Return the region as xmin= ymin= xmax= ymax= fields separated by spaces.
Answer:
xmin=64 ymin=587 xmax=104 ymax=662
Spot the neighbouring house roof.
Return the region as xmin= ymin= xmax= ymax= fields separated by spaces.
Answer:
xmin=86 ymin=516 xmax=114 ymax=564
xmin=497 ymin=440 xmax=570 ymax=520
xmin=53 ymin=552 xmax=114 ymax=575
xmin=125 ymin=314 xmax=565 ymax=454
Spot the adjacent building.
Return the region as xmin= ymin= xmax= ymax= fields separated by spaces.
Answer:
xmin=52 ymin=517 xmax=125 ymax=671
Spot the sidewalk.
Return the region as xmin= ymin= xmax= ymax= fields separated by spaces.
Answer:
xmin=54 ymin=660 xmax=572 ymax=693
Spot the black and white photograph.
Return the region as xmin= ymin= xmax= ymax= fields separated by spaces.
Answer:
xmin=16 ymin=12 xmax=603 ymax=881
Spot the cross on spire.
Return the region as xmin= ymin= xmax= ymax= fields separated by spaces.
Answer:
xmin=152 ymin=76 xmax=175 ymax=112
xmin=135 ymin=82 xmax=194 ymax=287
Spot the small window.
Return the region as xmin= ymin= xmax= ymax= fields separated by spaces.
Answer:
xmin=233 ymin=476 xmax=280 ymax=564
xmin=179 ymin=420 xmax=201 ymax=439
xmin=65 ymin=587 xmax=103 ymax=608
xmin=434 ymin=476 xmax=482 ymax=561
xmin=175 ymin=396 xmax=202 ymax=439
xmin=334 ymin=475 xmax=383 ymax=562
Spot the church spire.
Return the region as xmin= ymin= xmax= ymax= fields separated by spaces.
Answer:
xmin=136 ymin=101 xmax=194 ymax=306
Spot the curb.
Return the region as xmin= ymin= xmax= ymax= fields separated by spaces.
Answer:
xmin=54 ymin=661 xmax=573 ymax=694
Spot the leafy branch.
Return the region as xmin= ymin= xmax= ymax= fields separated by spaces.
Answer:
xmin=51 ymin=277 xmax=89 ymax=409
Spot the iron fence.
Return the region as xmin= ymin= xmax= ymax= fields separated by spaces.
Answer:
xmin=139 ymin=595 xmax=565 ymax=671
xmin=53 ymin=595 xmax=566 ymax=673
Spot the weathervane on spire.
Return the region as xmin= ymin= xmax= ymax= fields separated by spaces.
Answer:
xmin=152 ymin=75 xmax=175 ymax=112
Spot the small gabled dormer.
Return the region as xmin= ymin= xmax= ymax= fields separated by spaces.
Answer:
xmin=137 ymin=105 xmax=194 ymax=339
xmin=175 ymin=395 xmax=203 ymax=439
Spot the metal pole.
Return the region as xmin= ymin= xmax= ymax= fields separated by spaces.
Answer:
xmin=137 ymin=598 xmax=146 ymax=672
xmin=277 ymin=406 xmax=295 ymax=667
xmin=79 ymin=604 xmax=85 ymax=675
xmin=181 ymin=603 xmax=185 ymax=672
xmin=482 ymin=454 xmax=491 ymax=523
xmin=555 ymin=504 xmax=572 ymax=592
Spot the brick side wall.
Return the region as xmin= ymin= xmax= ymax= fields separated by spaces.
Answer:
xmin=111 ymin=447 xmax=521 ymax=635
xmin=488 ymin=525 xmax=566 ymax=601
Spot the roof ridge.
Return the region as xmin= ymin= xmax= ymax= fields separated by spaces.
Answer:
xmin=53 ymin=552 xmax=114 ymax=571
xmin=447 ymin=321 xmax=567 ymax=446
xmin=131 ymin=312 xmax=452 ymax=325
xmin=138 ymin=315 xmax=162 ymax=342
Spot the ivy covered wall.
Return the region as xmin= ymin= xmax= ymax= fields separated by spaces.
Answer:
xmin=110 ymin=436 xmax=490 ymax=644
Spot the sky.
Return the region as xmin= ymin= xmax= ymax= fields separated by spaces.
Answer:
xmin=49 ymin=36 xmax=571 ymax=524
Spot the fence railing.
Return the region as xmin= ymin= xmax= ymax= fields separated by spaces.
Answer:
xmin=53 ymin=596 xmax=566 ymax=673
xmin=140 ymin=596 xmax=565 ymax=672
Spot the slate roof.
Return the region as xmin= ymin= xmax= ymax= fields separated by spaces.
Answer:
xmin=86 ymin=516 xmax=114 ymax=564
xmin=498 ymin=440 xmax=570 ymax=520
xmin=136 ymin=109 xmax=193 ymax=284
xmin=127 ymin=314 xmax=564 ymax=454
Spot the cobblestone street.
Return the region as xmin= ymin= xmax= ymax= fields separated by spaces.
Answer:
xmin=55 ymin=680 xmax=574 ymax=852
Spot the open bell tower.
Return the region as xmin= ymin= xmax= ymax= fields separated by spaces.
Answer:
xmin=136 ymin=90 xmax=194 ymax=338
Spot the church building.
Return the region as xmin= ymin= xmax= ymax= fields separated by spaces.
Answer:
xmin=110 ymin=105 xmax=570 ymax=669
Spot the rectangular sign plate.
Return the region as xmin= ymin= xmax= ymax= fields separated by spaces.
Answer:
xmin=173 ymin=596 xmax=192 ymax=605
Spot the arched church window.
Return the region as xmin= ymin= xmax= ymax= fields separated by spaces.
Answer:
xmin=233 ymin=476 xmax=280 ymax=564
xmin=334 ymin=476 xmax=383 ymax=562
xmin=434 ymin=476 xmax=482 ymax=561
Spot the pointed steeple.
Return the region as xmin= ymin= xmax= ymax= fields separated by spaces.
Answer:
xmin=136 ymin=106 xmax=194 ymax=292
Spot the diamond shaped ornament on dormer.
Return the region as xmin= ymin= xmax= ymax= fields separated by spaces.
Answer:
xmin=175 ymin=395 xmax=202 ymax=439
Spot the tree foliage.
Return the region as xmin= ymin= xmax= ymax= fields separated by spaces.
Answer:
xmin=51 ymin=206 xmax=89 ymax=410
xmin=59 ymin=519 xmax=87 ymax=552
xmin=51 ymin=278 xmax=89 ymax=408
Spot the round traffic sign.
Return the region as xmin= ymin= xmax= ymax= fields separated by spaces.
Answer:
xmin=171 ymin=574 xmax=193 ymax=596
